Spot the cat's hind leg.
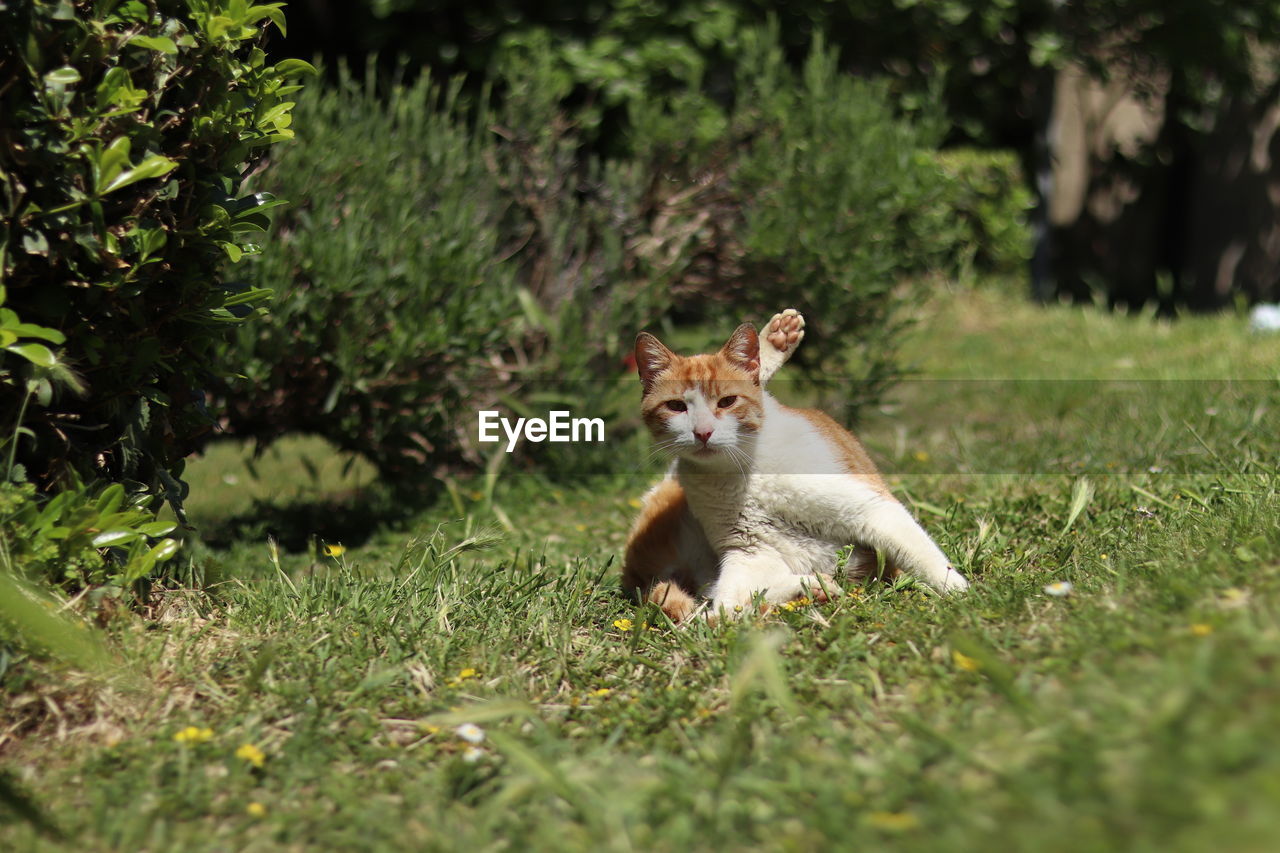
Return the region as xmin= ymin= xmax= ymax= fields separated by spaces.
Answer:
xmin=758 ymin=308 xmax=805 ymax=384
xmin=621 ymin=478 xmax=718 ymax=622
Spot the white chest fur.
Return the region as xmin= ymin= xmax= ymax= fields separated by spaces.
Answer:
xmin=675 ymin=393 xmax=967 ymax=607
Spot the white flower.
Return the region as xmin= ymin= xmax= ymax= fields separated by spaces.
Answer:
xmin=461 ymin=746 xmax=485 ymax=763
xmin=1043 ymin=580 xmax=1074 ymax=598
xmin=455 ymin=723 xmax=485 ymax=744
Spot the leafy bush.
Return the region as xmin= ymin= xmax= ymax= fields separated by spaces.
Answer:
xmin=0 ymin=480 xmax=178 ymax=592
xmin=221 ymin=67 xmax=523 ymax=483
xmin=225 ymin=59 xmax=685 ymax=483
xmin=3 ymin=280 xmax=179 ymax=607
xmin=931 ymin=149 xmax=1033 ymax=277
xmin=0 ymin=0 xmax=309 ymax=512
xmin=227 ymin=32 xmax=979 ymax=485
xmin=728 ymin=35 xmax=946 ymax=412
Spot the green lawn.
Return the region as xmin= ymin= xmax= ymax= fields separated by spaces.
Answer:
xmin=4 ymin=286 xmax=1280 ymax=851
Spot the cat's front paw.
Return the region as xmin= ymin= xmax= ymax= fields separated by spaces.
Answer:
xmin=763 ymin=308 xmax=805 ymax=359
xmin=710 ymin=571 xmax=833 ymax=617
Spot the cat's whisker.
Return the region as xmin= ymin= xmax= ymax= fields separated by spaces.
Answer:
xmin=643 ymin=438 xmax=683 ymax=464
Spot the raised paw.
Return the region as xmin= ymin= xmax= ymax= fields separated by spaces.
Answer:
xmin=763 ymin=308 xmax=805 ymax=360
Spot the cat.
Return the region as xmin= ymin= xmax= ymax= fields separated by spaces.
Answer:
xmin=622 ymin=309 xmax=969 ymax=622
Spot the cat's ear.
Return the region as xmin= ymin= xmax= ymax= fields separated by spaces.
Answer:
xmin=720 ymin=323 xmax=760 ymax=382
xmin=635 ymin=332 xmax=676 ymax=393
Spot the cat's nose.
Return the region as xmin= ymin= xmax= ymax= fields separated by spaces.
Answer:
xmin=694 ymin=428 xmax=714 ymax=445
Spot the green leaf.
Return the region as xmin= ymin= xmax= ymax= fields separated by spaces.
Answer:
xmin=246 ymin=4 xmax=288 ymax=36
xmin=240 ymin=192 xmax=288 ymax=215
xmin=271 ymin=58 xmax=317 ymax=77
xmin=96 ymin=137 xmax=132 ymax=195
xmin=95 ymin=483 xmax=125 ymax=514
xmin=43 ymin=66 xmax=81 ymax=86
xmin=6 ymin=343 xmax=56 ymax=367
xmin=223 ymin=287 xmax=271 ymax=307
xmin=137 ymin=521 xmax=178 ymax=537
xmin=127 ymin=35 xmax=178 ymax=54
xmin=92 ymin=529 xmax=140 ymax=548
xmin=256 ymin=101 xmax=295 ymax=127
xmin=149 ymin=538 xmax=181 ymax=562
xmin=8 ymin=323 xmax=65 ymax=345
xmin=102 ymin=154 xmax=178 ymax=195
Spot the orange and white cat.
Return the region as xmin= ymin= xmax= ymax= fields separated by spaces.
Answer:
xmin=623 ymin=310 xmax=968 ymax=621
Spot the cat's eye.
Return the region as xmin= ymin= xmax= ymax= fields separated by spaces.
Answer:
xmin=665 ymin=400 xmax=687 ymax=412
xmin=717 ymin=395 xmax=738 ymax=408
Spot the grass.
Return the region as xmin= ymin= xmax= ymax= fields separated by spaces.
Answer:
xmin=3 ymin=284 xmax=1280 ymax=851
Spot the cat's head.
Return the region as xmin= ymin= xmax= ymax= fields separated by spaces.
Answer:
xmin=634 ymin=323 xmax=764 ymax=469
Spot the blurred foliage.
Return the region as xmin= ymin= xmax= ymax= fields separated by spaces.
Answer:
xmin=283 ymin=1 xmax=1280 ymax=309
xmin=225 ymin=30 xmax=1016 ymax=485
xmin=280 ymin=1 xmax=1280 ymax=148
xmin=221 ymin=62 xmax=522 ymax=484
xmin=932 ymin=149 xmax=1034 ymax=278
xmin=0 ymin=0 xmax=311 ymax=511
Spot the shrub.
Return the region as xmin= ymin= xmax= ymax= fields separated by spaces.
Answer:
xmin=0 ymin=479 xmax=179 ymax=592
xmin=221 ymin=67 xmax=524 ymax=484
xmin=0 ymin=0 xmax=310 ymax=514
xmin=931 ymin=148 xmax=1034 ymax=277
xmin=727 ymin=34 xmax=949 ymax=414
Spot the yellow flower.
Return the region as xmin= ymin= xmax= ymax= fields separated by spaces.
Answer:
xmin=235 ymin=743 xmax=266 ymax=768
xmin=446 ymin=667 xmax=479 ymax=687
xmin=590 ymin=688 xmax=612 ymax=697
xmin=322 ymin=544 xmax=345 ymax=558
xmin=1190 ymin=623 xmax=1214 ymax=637
xmin=246 ymin=802 xmax=267 ymax=818
xmin=912 ymin=451 xmax=930 ymax=463
xmin=612 ymin=618 xmax=633 ymax=632
xmin=420 ymin=723 xmax=442 ymax=735
xmin=952 ymin=650 xmax=981 ymax=672
xmin=173 ymin=726 xmax=214 ymax=745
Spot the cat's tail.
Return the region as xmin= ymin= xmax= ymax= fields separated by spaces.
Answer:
xmin=646 ymin=580 xmax=698 ymax=623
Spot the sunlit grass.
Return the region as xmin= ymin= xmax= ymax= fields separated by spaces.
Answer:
xmin=4 ymin=287 xmax=1280 ymax=851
